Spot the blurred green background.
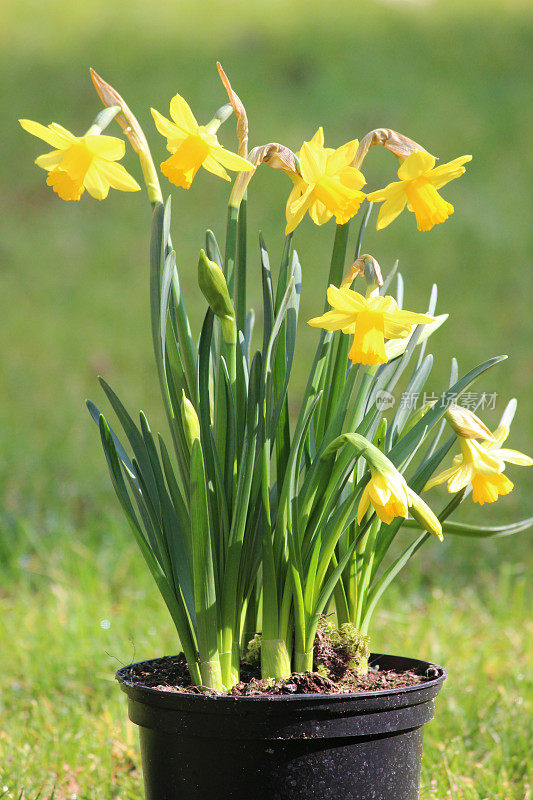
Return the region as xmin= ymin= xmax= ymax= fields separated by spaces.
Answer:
xmin=1 ymin=1 xmax=532 ymax=797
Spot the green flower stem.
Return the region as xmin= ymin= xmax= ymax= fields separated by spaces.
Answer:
xmin=331 ymin=554 xmax=351 ymax=626
xmin=224 ymin=204 xmax=239 ymax=295
xmin=235 ymin=195 xmax=247 ymax=334
xmin=315 ymin=223 xmax=350 ymax=443
xmin=273 ymin=234 xmax=294 ymax=490
xmin=353 ymin=518 xmax=380 ymax=629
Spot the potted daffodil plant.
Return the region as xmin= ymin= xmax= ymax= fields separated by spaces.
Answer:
xmin=21 ymin=65 xmax=532 ymax=800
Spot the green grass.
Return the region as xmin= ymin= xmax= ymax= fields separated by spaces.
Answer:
xmin=1 ymin=0 xmax=532 ymax=797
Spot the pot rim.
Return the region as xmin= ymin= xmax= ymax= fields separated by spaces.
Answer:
xmin=116 ymin=651 xmax=447 ymax=705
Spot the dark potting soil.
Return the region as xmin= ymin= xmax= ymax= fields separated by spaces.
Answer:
xmin=121 ymin=653 xmax=438 ymax=696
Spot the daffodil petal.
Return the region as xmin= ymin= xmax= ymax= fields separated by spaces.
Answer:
xmin=308 ymin=199 xmax=333 ymax=225
xmin=285 ymin=191 xmax=313 ymax=234
xmin=202 ymin=154 xmax=230 ymax=180
xmin=34 ymin=150 xmax=64 ymax=171
xmin=375 ymin=190 xmax=407 ymax=230
xmin=307 ymin=127 xmax=324 ymax=149
xmin=447 ymin=464 xmax=474 ymax=493
xmin=290 ymin=184 xmax=315 ymax=216
xmin=357 ymin=484 xmax=371 ymax=523
xmin=326 ymin=139 xmax=359 ymax=174
xmin=19 ymin=119 xmax=75 ymax=149
xmin=489 ymin=425 xmax=510 ymax=448
xmin=337 ymin=165 xmax=366 ymax=191
xmin=308 ymin=309 xmax=356 ymax=331
xmin=428 ymin=155 xmax=472 ymax=190
xmin=494 ymin=448 xmax=533 ymax=467
xmin=326 ymin=285 xmax=367 ymax=313
xmin=96 ymin=160 xmax=141 ymax=192
xmin=299 ymin=141 xmax=325 ymax=184
xmin=424 ymin=466 xmax=459 ymax=492
xmin=84 ymin=135 xmax=125 ymax=161
xmin=84 ymin=163 xmax=110 ymax=200
xmin=211 ymin=146 xmax=254 ymax=172
xmin=382 ymin=310 xmax=433 ymax=338
xmin=151 ymin=108 xmax=185 ymax=143
xmin=169 ymin=95 xmax=198 ymax=133
xmin=367 ymin=295 xmax=398 ymax=313
xmin=397 ymin=150 xmax=436 ymax=180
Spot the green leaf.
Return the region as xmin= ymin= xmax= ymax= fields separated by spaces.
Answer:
xmin=190 ymin=438 xmax=221 ymax=684
xmin=401 ymin=516 xmax=533 ymax=538
xmin=388 ymin=355 xmax=507 ymax=470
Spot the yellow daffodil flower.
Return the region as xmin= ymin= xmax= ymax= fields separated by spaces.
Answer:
xmin=285 ymin=128 xmax=366 ymax=234
xmin=19 ymin=119 xmax=140 ymax=201
xmin=358 ymin=467 xmax=442 ymax=538
xmin=367 ymin=150 xmax=472 ymax=232
xmin=308 ymin=285 xmax=433 ymax=366
xmin=151 ymin=95 xmax=254 ymax=190
xmin=425 ymin=424 xmax=532 ymax=505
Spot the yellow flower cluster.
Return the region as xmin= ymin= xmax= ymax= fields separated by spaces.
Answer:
xmin=20 ymin=94 xmax=470 ymax=238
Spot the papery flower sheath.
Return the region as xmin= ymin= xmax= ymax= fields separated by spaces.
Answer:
xmin=285 ymin=128 xmax=366 ymax=234
xmin=151 ymin=95 xmax=254 ymax=189
xmin=425 ymin=423 xmax=532 ymax=505
xmin=19 ymin=119 xmax=141 ymax=201
xmin=308 ymin=285 xmax=433 ymax=366
xmin=367 ymin=150 xmax=471 ymax=232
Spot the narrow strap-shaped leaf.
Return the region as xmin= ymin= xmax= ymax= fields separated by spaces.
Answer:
xmin=353 ymin=201 xmax=373 ymax=260
xmin=259 ymin=234 xmax=275 ymax=356
xmin=388 ymin=355 xmax=507 ymax=469
xmin=99 ymin=415 xmax=201 ymax=683
xmin=396 ymin=273 xmax=404 ymax=309
xmin=139 ymin=413 xmax=196 ymax=626
xmin=360 ymin=533 xmax=428 ymax=634
xmin=270 ymin=251 xmax=301 ymax=440
xmin=401 ymin=516 xmax=533 ymax=537
xmin=221 ymin=355 xmax=237 ymax=512
xmin=387 ymin=354 xmax=434 ymax=448
xmin=197 ymin=310 xmax=230 ymax=572
xmin=417 ymin=283 xmax=438 ymax=366
xmin=190 ymin=439 xmax=222 ymax=687
xmin=380 ymin=259 xmax=399 ymax=294
xmin=99 ymin=378 xmax=159 ymax=503
xmin=86 ymin=399 xmax=136 ymax=481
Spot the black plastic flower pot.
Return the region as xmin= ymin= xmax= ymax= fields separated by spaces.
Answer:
xmin=117 ymin=652 xmax=446 ymax=800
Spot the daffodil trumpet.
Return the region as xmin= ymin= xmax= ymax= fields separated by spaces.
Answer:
xmin=19 ymin=66 xmax=532 ymax=694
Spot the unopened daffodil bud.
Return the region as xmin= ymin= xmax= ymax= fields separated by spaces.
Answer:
xmin=198 ymin=250 xmax=237 ymax=343
xmin=180 ymin=391 xmax=201 ymax=452
xmin=445 ymin=404 xmax=495 ymax=441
